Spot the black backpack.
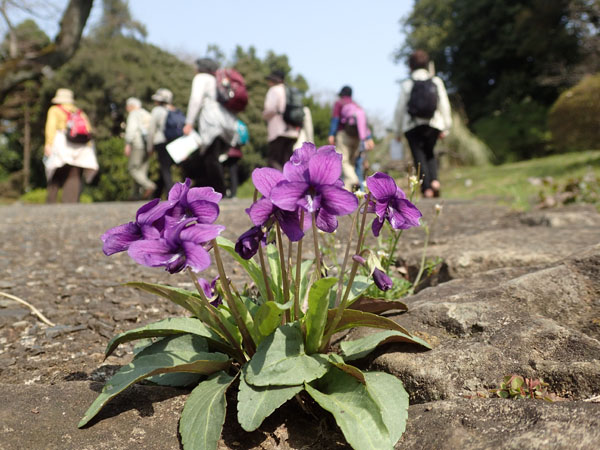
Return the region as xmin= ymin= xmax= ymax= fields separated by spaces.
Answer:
xmin=283 ymin=86 xmax=305 ymax=127
xmin=164 ymin=108 xmax=186 ymax=143
xmin=407 ymin=78 xmax=438 ymax=119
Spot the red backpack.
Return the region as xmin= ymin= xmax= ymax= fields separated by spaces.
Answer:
xmin=58 ymin=105 xmax=92 ymax=144
xmin=215 ymin=68 xmax=248 ymax=113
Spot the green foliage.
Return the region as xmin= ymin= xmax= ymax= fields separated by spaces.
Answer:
xmin=472 ymin=99 xmax=551 ymax=163
xmin=548 ymin=73 xmax=600 ymax=152
xmin=18 ymin=188 xmax=93 ymax=204
xmin=443 ymin=113 xmax=493 ymax=166
xmin=87 ymin=137 xmax=131 ymax=201
xmin=491 ymin=375 xmax=560 ymax=402
xmin=537 ymin=171 xmax=600 ymax=208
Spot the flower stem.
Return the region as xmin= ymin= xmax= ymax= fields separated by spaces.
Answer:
xmin=409 ymin=223 xmax=430 ymax=295
xmin=186 ymin=268 xmax=246 ymax=362
xmin=293 ymin=210 xmax=305 ymax=320
xmin=334 ymin=205 xmax=360 ymax=307
xmin=257 ymin=237 xmax=275 ymax=304
xmin=212 ymin=239 xmax=256 ymax=356
xmin=384 ymin=229 xmax=403 ymax=273
xmin=275 ymin=223 xmax=290 ymax=321
xmin=311 ymin=213 xmax=322 ymax=279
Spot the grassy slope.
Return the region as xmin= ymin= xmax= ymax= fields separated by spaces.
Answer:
xmin=439 ymin=150 xmax=600 ymax=209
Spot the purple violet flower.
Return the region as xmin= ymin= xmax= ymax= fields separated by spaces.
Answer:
xmin=235 ymin=226 xmax=266 ymax=260
xmin=373 ymin=268 xmax=393 ymax=291
xmin=366 ymin=172 xmax=422 ymax=237
xmin=198 ymin=276 xmax=222 ymax=307
xmin=246 ymin=168 xmax=304 ymax=241
xmin=270 ymin=144 xmax=358 ymax=232
xmin=101 ymin=198 xmax=174 ymax=256
xmin=127 ymin=217 xmax=224 ymax=273
xmin=167 ymin=178 xmax=221 ymax=224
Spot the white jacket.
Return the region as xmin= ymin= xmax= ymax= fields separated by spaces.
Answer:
xmin=394 ymin=68 xmax=452 ymax=136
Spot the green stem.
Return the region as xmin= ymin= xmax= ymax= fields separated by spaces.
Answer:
xmin=409 ymin=223 xmax=430 ymax=295
xmin=334 ymin=206 xmax=360 ymax=307
xmin=212 ymin=239 xmax=256 ymax=356
xmin=311 ymin=213 xmax=322 ymax=279
xmin=275 ymin=223 xmax=290 ymax=320
xmin=186 ymin=268 xmax=246 ymax=362
xmin=293 ymin=210 xmax=304 ymax=320
xmin=257 ymin=236 xmax=274 ymax=303
xmin=384 ymin=229 xmax=403 ymax=273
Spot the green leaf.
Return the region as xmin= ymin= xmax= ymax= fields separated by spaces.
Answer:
xmin=145 ymin=372 xmax=202 ymax=387
xmin=305 ymin=277 xmax=338 ymax=354
xmin=126 ymin=282 xmax=208 ymax=322
xmin=328 ymin=275 xmax=372 ymax=308
xmin=245 ymin=322 xmax=330 ymax=386
xmin=180 ymin=371 xmax=235 ymax=450
xmin=349 ymin=296 xmax=408 ymax=314
xmin=254 ymin=301 xmax=283 ymax=339
xmin=364 ymin=371 xmax=409 ymax=445
xmin=78 ymin=335 xmax=231 ymax=428
xmin=340 ymin=330 xmax=432 ymax=361
xmin=305 ymin=367 xmax=392 ymax=450
xmin=216 ymin=236 xmax=269 ymax=303
xmin=104 ymin=317 xmax=227 ymax=358
xmin=326 ymin=309 xmax=413 ymax=336
xmin=291 ymin=259 xmax=313 ymax=309
xmin=237 ymin=365 xmax=302 ymax=432
xmin=266 ymin=243 xmax=284 ymax=303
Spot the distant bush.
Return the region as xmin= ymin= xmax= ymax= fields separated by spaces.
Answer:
xmin=548 ymin=73 xmax=600 ymax=152
xmin=19 ymin=188 xmax=92 ymax=204
xmin=472 ymin=99 xmax=551 ymax=163
xmin=88 ymin=137 xmax=131 ymax=202
xmin=443 ymin=113 xmax=493 ymax=166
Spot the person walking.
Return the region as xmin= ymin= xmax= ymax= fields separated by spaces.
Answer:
xmin=43 ymin=88 xmax=98 ymax=203
xmin=328 ymin=86 xmax=374 ymax=191
xmin=147 ymin=88 xmax=175 ymax=197
xmin=263 ymin=70 xmax=299 ymax=170
xmin=394 ymin=49 xmax=452 ymax=198
xmin=124 ymin=97 xmax=155 ymax=199
xmin=182 ymin=57 xmax=228 ymax=194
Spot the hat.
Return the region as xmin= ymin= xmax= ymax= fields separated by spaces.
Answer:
xmin=195 ymin=58 xmax=219 ymax=73
xmin=266 ymin=70 xmax=285 ymax=83
xmin=338 ymin=85 xmax=352 ymax=97
xmin=51 ymin=88 xmax=74 ymax=104
xmin=151 ymin=88 xmax=173 ymax=104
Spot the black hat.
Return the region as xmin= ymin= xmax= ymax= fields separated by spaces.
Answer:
xmin=266 ymin=70 xmax=285 ymax=83
xmin=338 ymin=85 xmax=352 ymax=97
xmin=195 ymin=58 xmax=219 ymax=73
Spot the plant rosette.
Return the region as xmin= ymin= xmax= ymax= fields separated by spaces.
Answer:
xmin=79 ymin=143 xmax=431 ymax=450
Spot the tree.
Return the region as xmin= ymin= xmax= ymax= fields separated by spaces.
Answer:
xmin=0 ymin=0 xmax=93 ymax=103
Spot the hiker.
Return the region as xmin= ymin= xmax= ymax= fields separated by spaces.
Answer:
xmin=394 ymin=49 xmax=452 ymax=198
xmin=294 ymin=106 xmax=314 ymax=150
xmin=147 ymin=88 xmax=178 ymax=197
xmin=328 ymin=85 xmax=374 ymax=191
xmin=124 ymin=97 xmax=155 ymax=199
xmin=182 ymin=57 xmax=233 ymax=194
xmin=43 ymin=88 xmax=98 ymax=203
xmin=263 ymin=70 xmax=300 ymax=170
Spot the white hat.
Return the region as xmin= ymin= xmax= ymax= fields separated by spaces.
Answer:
xmin=151 ymin=88 xmax=173 ymax=104
xmin=51 ymin=88 xmax=74 ymax=104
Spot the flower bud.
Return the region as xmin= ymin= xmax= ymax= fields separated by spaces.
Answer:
xmin=373 ymin=268 xmax=393 ymax=291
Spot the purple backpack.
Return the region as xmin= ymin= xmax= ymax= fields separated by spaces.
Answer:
xmin=340 ymin=102 xmax=365 ymax=138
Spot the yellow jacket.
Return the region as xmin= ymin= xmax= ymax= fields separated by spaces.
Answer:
xmin=45 ymin=104 xmax=93 ymax=147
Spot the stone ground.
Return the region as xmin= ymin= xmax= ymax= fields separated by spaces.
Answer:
xmin=0 ymin=198 xmax=599 ymax=449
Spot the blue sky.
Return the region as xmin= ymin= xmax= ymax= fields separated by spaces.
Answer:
xmin=22 ymin=0 xmax=413 ymax=126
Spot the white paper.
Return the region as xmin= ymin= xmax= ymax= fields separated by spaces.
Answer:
xmin=389 ymin=139 xmax=404 ymax=161
xmin=165 ymin=131 xmax=200 ymax=164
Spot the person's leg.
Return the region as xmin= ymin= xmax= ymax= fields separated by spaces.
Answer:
xmin=267 ymin=137 xmax=296 ymax=170
xmin=46 ymin=165 xmax=69 ymax=203
xmin=422 ymin=126 xmax=441 ymax=195
xmin=199 ymin=138 xmax=226 ymax=195
xmin=405 ymin=126 xmax=432 ymax=194
xmin=155 ymin=143 xmax=174 ymax=195
xmin=336 ymin=131 xmax=360 ymax=190
xmin=227 ymin=158 xmax=240 ymax=198
xmin=61 ymin=165 xmax=82 ymax=203
xmin=128 ymin=144 xmax=156 ymax=194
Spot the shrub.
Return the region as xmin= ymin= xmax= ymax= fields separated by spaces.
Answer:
xmin=88 ymin=137 xmax=132 ymax=202
xmin=548 ymin=73 xmax=600 ymax=152
xmin=442 ymin=112 xmax=493 ymax=166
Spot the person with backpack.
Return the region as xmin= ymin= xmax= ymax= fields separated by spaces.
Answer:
xmin=263 ymin=69 xmax=300 ymax=170
xmin=43 ymin=88 xmax=98 ymax=203
xmin=147 ymin=88 xmax=179 ymax=197
xmin=124 ymin=97 xmax=155 ymax=199
xmin=182 ymin=57 xmax=241 ymax=195
xmin=394 ymin=49 xmax=452 ymax=198
xmin=328 ymin=86 xmax=374 ymax=191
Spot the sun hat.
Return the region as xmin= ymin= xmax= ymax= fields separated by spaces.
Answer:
xmin=51 ymin=88 xmax=75 ymax=104
xmin=151 ymin=88 xmax=173 ymax=104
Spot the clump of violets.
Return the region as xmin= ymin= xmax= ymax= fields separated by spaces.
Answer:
xmin=101 ymin=179 xmax=224 ymax=274
xmin=83 ymin=143 xmax=431 ymax=450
